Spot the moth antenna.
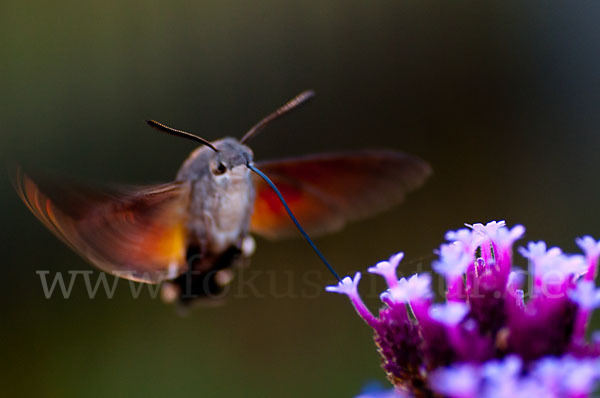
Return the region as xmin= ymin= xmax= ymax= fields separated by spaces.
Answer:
xmin=240 ymin=90 xmax=316 ymax=144
xmin=146 ymin=120 xmax=219 ymax=153
xmin=247 ymin=163 xmax=341 ymax=282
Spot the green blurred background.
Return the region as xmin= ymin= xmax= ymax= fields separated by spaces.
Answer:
xmin=2 ymin=1 xmax=600 ymax=397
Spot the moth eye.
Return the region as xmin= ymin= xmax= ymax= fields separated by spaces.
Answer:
xmin=213 ymin=162 xmax=227 ymax=175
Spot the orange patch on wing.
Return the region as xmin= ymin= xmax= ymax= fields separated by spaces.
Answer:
xmin=250 ymin=150 xmax=431 ymax=239
xmin=140 ymin=221 xmax=186 ymax=266
xmin=250 ymin=176 xmax=340 ymax=239
xmin=13 ymin=169 xmax=191 ymax=283
xmin=251 ymin=180 xmax=303 ymax=231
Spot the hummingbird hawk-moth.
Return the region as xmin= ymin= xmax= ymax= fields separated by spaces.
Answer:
xmin=14 ymin=91 xmax=431 ymax=305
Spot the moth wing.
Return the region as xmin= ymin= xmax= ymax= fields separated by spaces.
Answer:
xmin=250 ymin=150 xmax=432 ymax=239
xmin=14 ymin=169 xmax=191 ymax=283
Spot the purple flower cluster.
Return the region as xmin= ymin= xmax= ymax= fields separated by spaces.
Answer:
xmin=327 ymin=221 xmax=600 ymax=397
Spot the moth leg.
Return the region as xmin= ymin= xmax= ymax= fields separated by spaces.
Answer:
xmin=160 ymin=282 xmax=180 ymax=304
xmin=160 ymin=244 xmax=206 ymax=304
xmin=161 ymin=234 xmax=257 ymax=308
xmin=166 ymin=246 xmax=243 ymax=307
xmin=241 ymin=235 xmax=256 ymax=258
xmin=214 ymin=269 xmax=235 ymax=286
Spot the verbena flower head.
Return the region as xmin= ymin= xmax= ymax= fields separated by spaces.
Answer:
xmin=327 ymin=221 xmax=600 ymax=397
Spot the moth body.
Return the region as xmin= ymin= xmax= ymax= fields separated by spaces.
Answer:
xmin=176 ymin=138 xmax=256 ymax=255
xmin=13 ymin=91 xmax=433 ymax=308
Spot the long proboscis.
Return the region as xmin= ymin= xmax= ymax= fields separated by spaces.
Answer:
xmin=247 ymin=162 xmax=341 ymax=282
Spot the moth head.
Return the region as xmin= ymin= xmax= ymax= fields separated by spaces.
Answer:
xmin=146 ymin=89 xmax=313 ymax=180
xmin=209 ymin=138 xmax=254 ymax=180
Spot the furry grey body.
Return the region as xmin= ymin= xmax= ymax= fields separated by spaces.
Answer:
xmin=175 ymin=137 xmax=256 ymax=272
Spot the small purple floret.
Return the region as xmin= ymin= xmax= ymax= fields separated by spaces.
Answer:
xmin=570 ymin=280 xmax=600 ymax=310
xmin=428 ymin=302 xmax=469 ymax=326
xmin=328 ymin=221 xmax=600 ymax=397
xmin=388 ymin=273 xmax=433 ymax=304
xmin=368 ymin=252 xmax=404 ymax=289
xmin=326 ymin=272 xmax=378 ymax=328
xmin=429 ymin=363 xmax=480 ymax=398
